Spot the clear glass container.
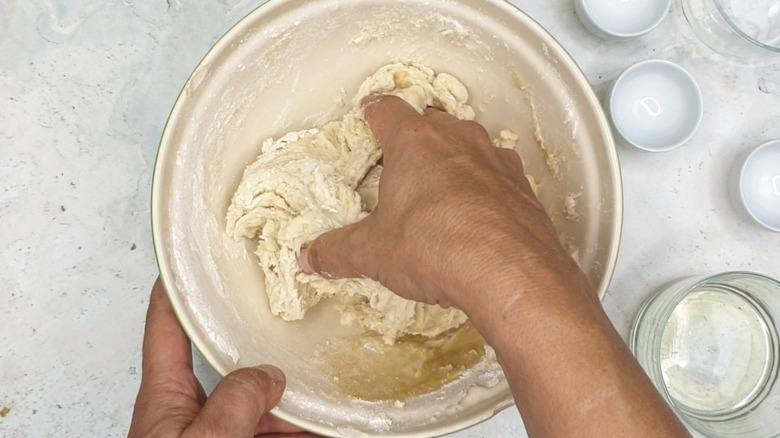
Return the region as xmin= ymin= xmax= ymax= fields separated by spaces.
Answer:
xmin=681 ymin=0 xmax=780 ymax=62
xmin=631 ymin=272 xmax=780 ymax=438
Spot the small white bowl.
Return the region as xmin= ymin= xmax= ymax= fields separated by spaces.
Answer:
xmin=730 ymin=139 xmax=780 ymax=232
xmin=575 ymin=0 xmax=671 ymax=40
xmin=606 ymin=59 xmax=703 ymax=152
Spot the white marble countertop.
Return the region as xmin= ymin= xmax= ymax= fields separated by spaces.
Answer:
xmin=1 ymin=0 xmax=778 ymax=436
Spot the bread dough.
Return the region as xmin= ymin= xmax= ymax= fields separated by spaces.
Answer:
xmin=226 ymin=63 xmax=477 ymax=343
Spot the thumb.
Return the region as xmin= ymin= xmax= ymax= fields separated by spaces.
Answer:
xmin=298 ymin=218 xmax=377 ymax=280
xmin=184 ymin=365 xmax=286 ymax=437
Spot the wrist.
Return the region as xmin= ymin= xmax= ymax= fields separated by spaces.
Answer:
xmin=456 ymin=251 xmax=599 ymax=349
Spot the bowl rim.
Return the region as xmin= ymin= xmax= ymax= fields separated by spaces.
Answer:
xmin=577 ymin=0 xmax=671 ymax=39
xmin=738 ymin=139 xmax=780 ymax=232
xmin=713 ymin=0 xmax=780 ymax=53
xmin=151 ymin=0 xmax=624 ymax=435
xmin=608 ymin=58 xmax=703 ymax=152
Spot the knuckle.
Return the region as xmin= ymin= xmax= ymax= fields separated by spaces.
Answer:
xmin=496 ymin=147 xmax=525 ymax=168
xmin=398 ymin=117 xmax=436 ymax=140
xmin=461 ymin=120 xmax=490 ymax=142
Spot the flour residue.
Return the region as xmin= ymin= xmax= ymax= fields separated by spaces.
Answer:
xmin=513 ymin=72 xmax=578 ymax=181
xmin=349 ymin=10 xmax=493 ymax=61
xmin=564 ymin=191 xmax=583 ymax=222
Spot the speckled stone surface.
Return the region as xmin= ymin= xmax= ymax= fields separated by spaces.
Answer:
xmin=1 ymin=1 xmax=778 ymax=437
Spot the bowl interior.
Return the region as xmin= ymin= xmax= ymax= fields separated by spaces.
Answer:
xmin=151 ymin=0 xmax=622 ymax=436
xmin=740 ymin=140 xmax=780 ymax=232
xmin=581 ymin=0 xmax=670 ymax=36
xmin=610 ymin=60 xmax=703 ymax=152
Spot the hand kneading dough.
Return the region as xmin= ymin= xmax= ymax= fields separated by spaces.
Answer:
xmin=226 ymin=63 xmax=477 ymax=343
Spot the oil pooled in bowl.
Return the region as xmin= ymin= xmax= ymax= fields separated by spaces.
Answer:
xmin=317 ymin=322 xmax=486 ymax=401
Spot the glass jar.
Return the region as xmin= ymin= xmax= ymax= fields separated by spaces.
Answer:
xmin=681 ymin=0 xmax=780 ymax=62
xmin=631 ymin=272 xmax=780 ymax=437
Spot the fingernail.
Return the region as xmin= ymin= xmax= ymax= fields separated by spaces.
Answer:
xmin=256 ymin=364 xmax=284 ymax=384
xmin=297 ymin=242 xmax=314 ymax=274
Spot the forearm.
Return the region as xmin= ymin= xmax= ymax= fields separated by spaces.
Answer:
xmin=301 ymin=94 xmax=690 ymax=436
xmin=466 ymin=267 xmax=691 ymax=438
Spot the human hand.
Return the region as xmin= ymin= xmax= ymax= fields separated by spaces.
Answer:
xmin=298 ymin=94 xmax=586 ymax=318
xmin=294 ymin=95 xmax=692 ymax=438
xmin=128 ymin=278 xmax=315 ymax=438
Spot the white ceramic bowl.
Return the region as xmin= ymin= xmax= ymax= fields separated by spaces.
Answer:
xmin=151 ymin=0 xmax=623 ymax=436
xmin=607 ymin=59 xmax=703 ymax=152
xmin=575 ymin=0 xmax=671 ymax=40
xmin=730 ymin=139 xmax=780 ymax=232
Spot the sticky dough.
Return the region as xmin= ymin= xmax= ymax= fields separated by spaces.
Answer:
xmin=226 ymin=63 xmax=478 ymax=343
